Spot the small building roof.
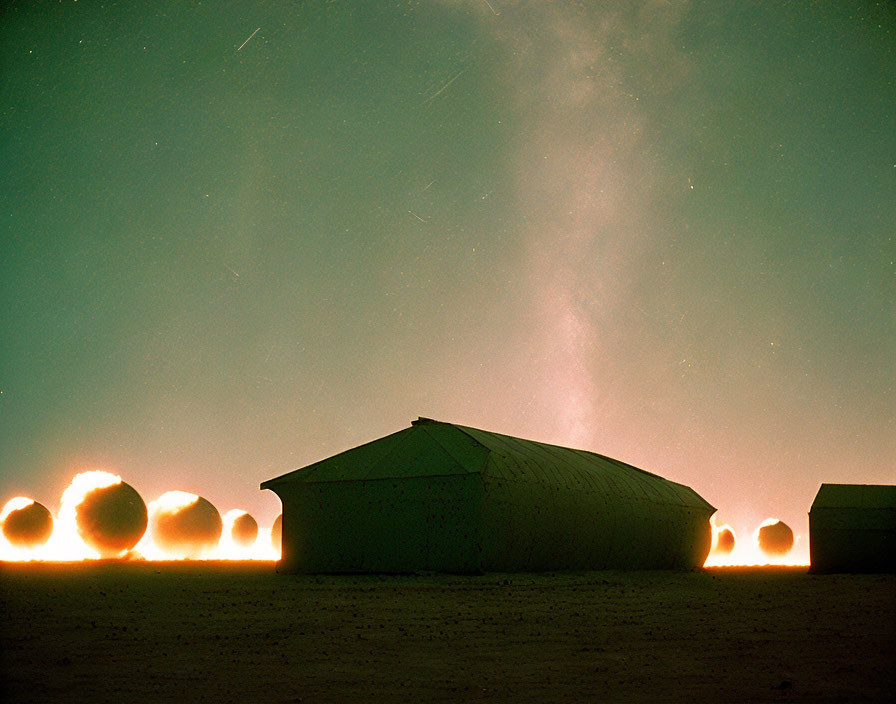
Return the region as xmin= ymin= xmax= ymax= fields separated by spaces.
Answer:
xmin=261 ymin=417 xmax=713 ymax=511
xmin=810 ymin=483 xmax=896 ymax=511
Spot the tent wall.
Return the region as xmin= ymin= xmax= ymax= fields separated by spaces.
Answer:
xmin=275 ymin=474 xmax=483 ymax=574
xmin=276 ymin=473 xmax=712 ymax=573
xmin=809 ymin=507 xmax=896 ymax=574
xmin=480 ymin=477 xmax=711 ymax=571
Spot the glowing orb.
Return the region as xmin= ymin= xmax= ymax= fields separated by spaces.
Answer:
xmin=1 ymin=497 xmax=53 ymax=549
xmin=76 ymin=482 xmax=148 ymax=556
xmin=708 ymin=517 xmax=737 ymax=557
xmin=757 ymin=518 xmax=794 ymax=556
xmin=56 ymin=471 xmax=147 ymax=558
xmin=713 ymin=527 xmax=736 ymax=554
xmin=228 ymin=511 xmax=258 ymax=547
xmin=148 ymin=491 xmax=222 ymax=558
xmin=715 ymin=528 xmax=735 ymax=553
xmin=271 ymin=513 xmax=282 ymax=552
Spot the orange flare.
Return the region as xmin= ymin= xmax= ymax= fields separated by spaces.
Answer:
xmin=1 ymin=497 xmax=54 ymax=557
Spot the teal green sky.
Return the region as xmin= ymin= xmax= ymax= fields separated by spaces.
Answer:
xmin=1 ymin=1 xmax=893 ymax=553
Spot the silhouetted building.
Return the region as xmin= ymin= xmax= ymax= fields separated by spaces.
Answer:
xmin=809 ymin=483 xmax=896 ymax=574
xmin=261 ymin=418 xmax=714 ymax=573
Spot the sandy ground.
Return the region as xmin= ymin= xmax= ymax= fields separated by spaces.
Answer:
xmin=1 ymin=562 xmax=893 ymax=703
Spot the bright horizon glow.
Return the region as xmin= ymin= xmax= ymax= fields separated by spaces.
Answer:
xmin=704 ymin=516 xmax=808 ymax=567
xmin=217 ymin=509 xmax=278 ymax=561
xmin=0 ymin=479 xmax=281 ymax=562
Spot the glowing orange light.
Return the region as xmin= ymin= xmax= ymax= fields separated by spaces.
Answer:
xmin=0 ymin=470 xmax=149 ymax=561
xmin=52 ymin=471 xmax=126 ymax=560
xmin=223 ymin=509 xmax=257 ymax=545
xmin=219 ymin=509 xmax=257 ymax=558
xmin=137 ymin=491 xmax=215 ymax=559
xmin=1 ymin=497 xmax=54 ymax=559
xmin=704 ymin=515 xmax=808 ymax=567
xmin=709 ymin=517 xmax=736 ymax=554
xmin=1 ymin=496 xmax=36 ymax=520
xmin=1 ymin=476 xmax=281 ymax=562
xmin=271 ymin=513 xmax=282 ymax=553
xmin=216 ymin=509 xmax=279 ymax=560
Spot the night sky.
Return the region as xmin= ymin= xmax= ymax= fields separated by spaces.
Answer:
xmin=1 ymin=1 xmax=893 ymax=555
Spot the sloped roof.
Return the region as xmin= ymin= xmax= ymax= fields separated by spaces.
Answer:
xmin=261 ymin=417 xmax=713 ymax=510
xmin=810 ymin=483 xmax=896 ymax=510
xmin=261 ymin=422 xmax=488 ymax=487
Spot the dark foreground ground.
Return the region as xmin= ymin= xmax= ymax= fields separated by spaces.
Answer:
xmin=1 ymin=562 xmax=893 ymax=703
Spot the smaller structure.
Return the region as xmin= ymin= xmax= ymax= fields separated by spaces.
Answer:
xmin=809 ymin=484 xmax=896 ymax=574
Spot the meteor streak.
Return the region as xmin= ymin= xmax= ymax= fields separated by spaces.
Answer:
xmin=237 ymin=27 xmax=260 ymax=52
xmin=423 ymin=68 xmax=468 ymax=104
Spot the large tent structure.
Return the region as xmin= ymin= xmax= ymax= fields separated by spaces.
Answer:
xmin=261 ymin=418 xmax=715 ymax=574
xmin=809 ymin=484 xmax=896 ymax=574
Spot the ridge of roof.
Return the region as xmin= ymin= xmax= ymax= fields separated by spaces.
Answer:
xmin=438 ymin=418 xmax=661 ymax=479
xmin=417 ymin=423 xmax=491 ymax=475
xmin=412 ymin=419 xmax=713 ymax=510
